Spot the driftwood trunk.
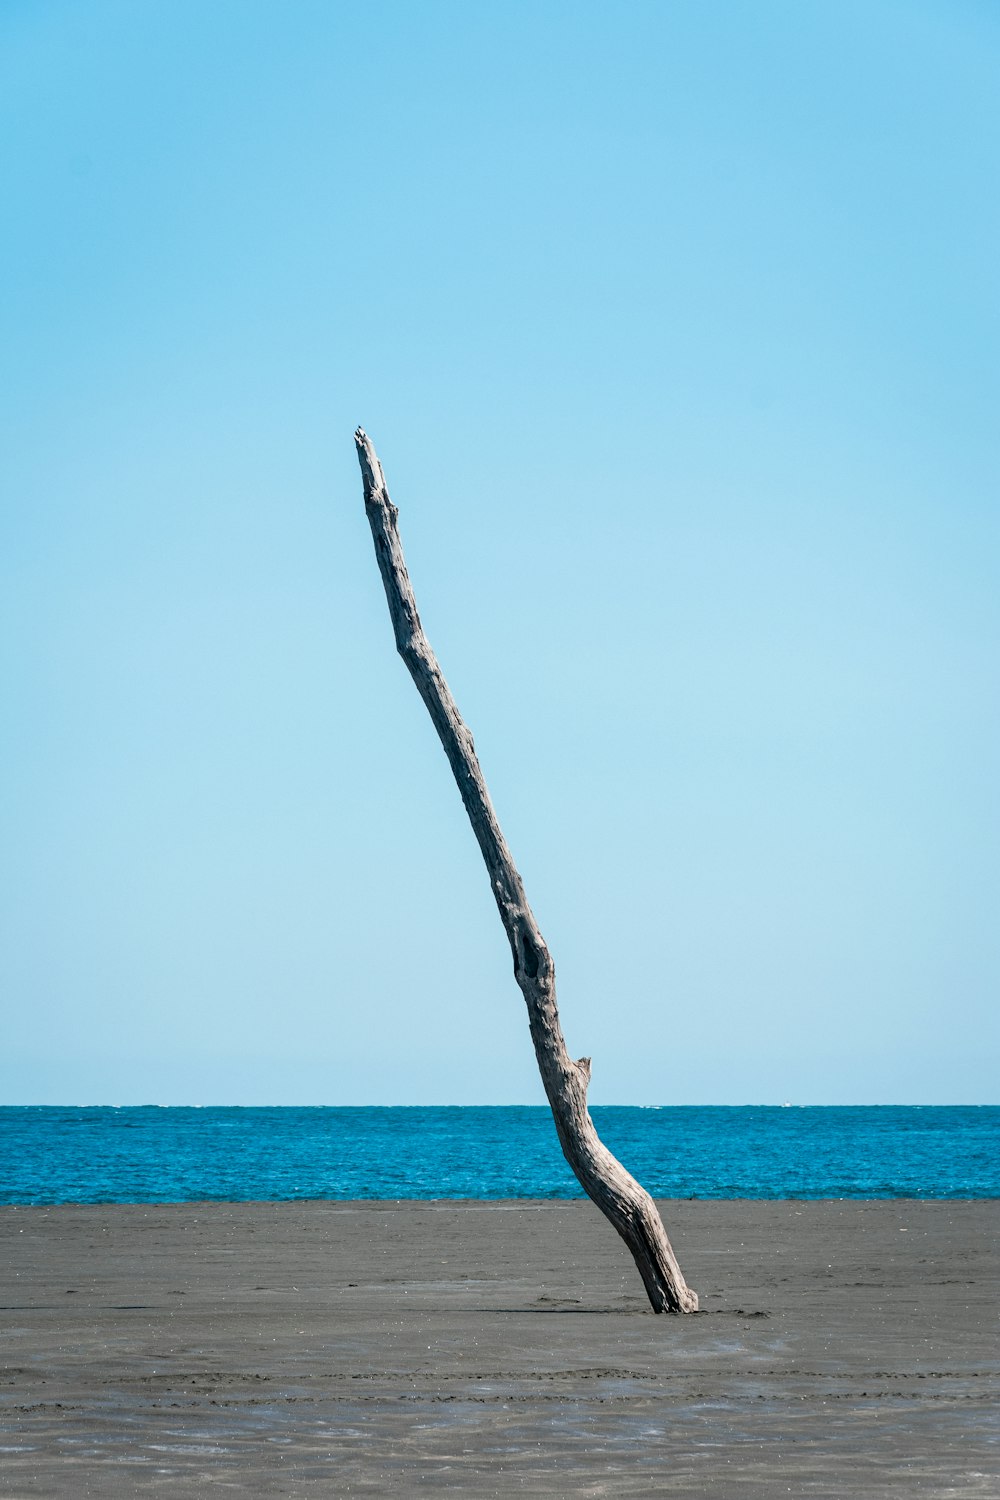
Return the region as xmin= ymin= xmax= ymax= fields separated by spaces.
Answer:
xmin=354 ymin=428 xmax=698 ymax=1314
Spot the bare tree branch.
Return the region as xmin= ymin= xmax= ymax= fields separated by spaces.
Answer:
xmin=354 ymin=427 xmax=698 ymax=1314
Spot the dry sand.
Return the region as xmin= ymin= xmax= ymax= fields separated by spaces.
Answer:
xmin=1 ymin=1199 xmax=997 ymax=1496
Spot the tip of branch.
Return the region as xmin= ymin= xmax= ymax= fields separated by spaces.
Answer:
xmin=354 ymin=427 xmax=387 ymax=500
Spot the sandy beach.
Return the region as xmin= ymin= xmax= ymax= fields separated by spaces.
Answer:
xmin=1 ymin=1198 xmax=996 ymax=1496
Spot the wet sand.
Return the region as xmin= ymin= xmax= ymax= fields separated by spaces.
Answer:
xmin=1 ymin=1199 xmax=997 ymax=1496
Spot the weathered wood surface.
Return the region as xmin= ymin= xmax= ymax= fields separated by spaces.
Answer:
xmin=354 ymin=428 xmax=698 ymax=1313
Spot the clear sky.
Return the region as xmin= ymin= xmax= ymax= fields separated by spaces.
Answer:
xmin=1 ymin=1 xmax=997 ymax=1105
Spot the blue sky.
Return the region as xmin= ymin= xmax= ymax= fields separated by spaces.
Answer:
xmin=1 ymin=0 xmax=997 ymax=1104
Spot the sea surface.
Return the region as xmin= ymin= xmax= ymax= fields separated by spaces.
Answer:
xmin=1 ymin=1106 xmax=996 ymax=1204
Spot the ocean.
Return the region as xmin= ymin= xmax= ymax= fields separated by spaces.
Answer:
xmin=1 ymin=1105 xmax=996 ymax=1204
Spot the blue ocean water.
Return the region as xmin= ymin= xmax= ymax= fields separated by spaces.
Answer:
xmin=0 ymin=1106 xmax=996 ymax=1205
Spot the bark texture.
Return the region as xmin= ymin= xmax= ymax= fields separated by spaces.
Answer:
xmin=354 ymin=428 xmax=698 ymax=1314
